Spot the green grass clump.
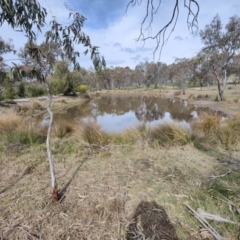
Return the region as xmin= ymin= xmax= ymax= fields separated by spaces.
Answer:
xmin=80 ymin=121 xmax=110 ymax=145
xmin=150 ymin=123 xmax=194 ymax=146
xmin=0 ymin=109 xmax=45 ymax=145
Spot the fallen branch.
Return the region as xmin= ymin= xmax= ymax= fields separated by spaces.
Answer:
xmin=208 ymin=169 xmax=232 ymax=180
xmin=197 ymin=208 xmax=237 ymax=224
xmin=185 ymin=204 xmax=230 ymax=240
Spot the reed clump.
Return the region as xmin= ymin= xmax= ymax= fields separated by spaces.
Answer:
xmin=52 ymin=119 xmax=76 ymax=138
xmin=0 ymin=109 xmax=45 ymax=145
xmin=192 ymin=113 xmax=220 ymax=134
xmin=150 ymin=123 xmax=194 ymax=146
xmin=79 ymin=121 xmax=110 ymax=145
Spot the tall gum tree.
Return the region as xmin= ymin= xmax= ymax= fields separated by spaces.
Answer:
xmin=200 ymin=15 xmax=240 ymax=101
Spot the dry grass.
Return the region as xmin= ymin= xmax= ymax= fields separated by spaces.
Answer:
xmin=1 ymin=136 xmax=239 ymax=239
xmin=52 ymin=119 xmax=76 ymax=138
xmin=192 ymin=113 xmax=220 ymax=134
xmin=1 ymin=91 xmax=240 ymax=239
xmin=150 ymin=123 xmax=194 ymax=146
xmin=0 ymin=108 xmax=46 ymax=145
xmin=76 ymin=120 xmax=110 ymax=145
xmin=0 ymin=108 xmax=21 ymax=133
xmin=174 ymin=90 xmax=182 ymax=96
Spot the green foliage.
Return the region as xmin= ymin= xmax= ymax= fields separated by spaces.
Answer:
xmin=76 ymin=85 xmax=88 ymax=94
xmin=0 ymin=0 xmax=47 ymax=42
xmin=3 ymin=76 xmax=15 ymax=100
xmin=150 ymin=123 xmax=194 ymax=146
xmin=51 ymin=78 xmax=67 ymax=95
xmin=17 ymin=82 xmax=26 ymax=98
xmin=28 ymin=85 xmax=46 ymax=97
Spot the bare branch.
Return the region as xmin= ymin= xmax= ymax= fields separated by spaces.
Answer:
xmin=125 ymin=0 xmax=199 ymax=60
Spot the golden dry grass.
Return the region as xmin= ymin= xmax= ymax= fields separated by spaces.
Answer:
xmin=1 ymin=90 xmax=240 ymax=239
xmin=0 ymin=108 xmax=21 ymax=133
xmin=150 ymin=123 xmax=194 ymax=146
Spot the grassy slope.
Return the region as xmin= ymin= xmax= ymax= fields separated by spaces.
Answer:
xmin=0 ymin=88 xmax=240 ymax=239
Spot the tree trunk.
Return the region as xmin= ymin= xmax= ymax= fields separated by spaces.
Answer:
xmin=217 ymin=80 xmax=224 ymax=101
xmin=214 ymin=68 xmax=226 ymax=101
xmin=45 ymin=81 xmax=59 ymax=203
xmin=182 ymin=82 xmax=185 ymax=95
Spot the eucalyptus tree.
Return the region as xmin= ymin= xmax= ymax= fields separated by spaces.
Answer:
xmin=2 ymin=1 xmax=105 ymax=202
xmin=0 ymin=0 xmax=47 ymax=41
xmin=200 ymin=15 xmax=240 ymax=100
xmin=173 ymin=58 xmax=193 ymax=94
xmin=229 ymin=54 xmax=240 ymax=84
xmin=21 ymin=8 xmax=105 ymax=202
xmin=133 ymin=64 xmax=145 ymax=87
xmin=0 ymin=37 xmax=15 ymax=93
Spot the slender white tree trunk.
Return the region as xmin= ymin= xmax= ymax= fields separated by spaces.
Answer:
xmin=45 ymin=81 xmax=59 ymax=202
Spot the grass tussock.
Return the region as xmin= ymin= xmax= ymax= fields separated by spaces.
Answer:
xmin=192 ymin=113 xmax=220 ymax=134
xmin=150 ymin=123 xmax=194 ymax=146
xmin=52 ymin=119 xmax=76 ymax=138
xmin=187 ymin=93 xmax=196 ymax=100
xmin=193 ymin=114 xmax=240 ymax=150
xmin=111 ymin=128 xmax=143 ymax=145
xmin=78 ymin=121 xmax=110 ymax=145
xmin=0 ymin=109 xmax=45 ymax=145
xmin=0 ymin=109 xmax=21 ymax=132
xmin=17 ymin=100 xmax=44 ymax=114
xmin=174 ymin=90 xmax=181 ymax=96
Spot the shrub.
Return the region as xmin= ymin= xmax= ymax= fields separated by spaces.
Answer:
xmin=51 ymin=79 xmax=67 ymax=94
xmin=3 ymin=77 xmax=15 ymax=100
xmin=28 ymin=85 xmax=46 ymax=97
xmin=17 ymin=82 xmax=26 ymax=98
xmin=76 ymin=85 xmax=88 ymax=94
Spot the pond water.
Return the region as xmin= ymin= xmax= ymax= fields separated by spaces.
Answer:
xmin=49 ymin=94 xmax=208 ymax=133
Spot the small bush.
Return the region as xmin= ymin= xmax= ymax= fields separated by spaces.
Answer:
xmin=76 ymin=85 xmax=89 ymax=94
xmin=51 ymin=79 xmax=67 ymax=95
xmin=17 ymin=82 xmax=26 ymax=98
xmin=28 ymin=85 xmax=46 ymax=97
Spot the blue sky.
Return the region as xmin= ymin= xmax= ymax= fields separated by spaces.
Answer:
xmin=1 ymin=0 xmax=240 ymax=69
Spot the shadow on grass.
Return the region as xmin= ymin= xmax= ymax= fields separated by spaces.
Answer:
xmin=59 ymin=158 xmax=87 ymax=201
xmin=0 ymin=165 xmax=36 ymax=195
xmin=126 ymin=201 xmax=179 ymax=240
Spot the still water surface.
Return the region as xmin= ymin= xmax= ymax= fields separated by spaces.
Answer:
xmin=51 ymin=95 xmax=204 ymax=133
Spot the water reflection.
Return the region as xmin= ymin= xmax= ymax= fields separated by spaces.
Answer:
xmin=50 ymin=95 xmax=204 ymax=133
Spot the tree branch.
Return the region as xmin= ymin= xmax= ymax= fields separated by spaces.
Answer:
xmin=125 ymin=0 xmax=199 ymax=60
